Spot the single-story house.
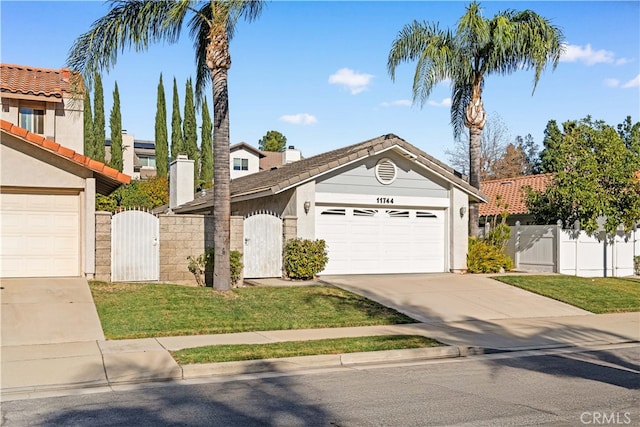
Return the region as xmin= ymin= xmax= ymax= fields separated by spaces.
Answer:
xmin=0 ymin=120 xmax=130 ymax=278
xmin=479 ymin=174 xmax=553 ymax=226
xmin=174 ymin=134 xmax=486 ymax=275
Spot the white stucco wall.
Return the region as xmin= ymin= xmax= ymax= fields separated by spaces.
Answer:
xmin=230 ymin=147 xmax=260 ymax=179
xmin=450 ymin=186 xmax=470 ymax=272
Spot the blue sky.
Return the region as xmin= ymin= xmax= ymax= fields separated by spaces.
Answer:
xmin=2 ymin=1 xmax=638 ymax=164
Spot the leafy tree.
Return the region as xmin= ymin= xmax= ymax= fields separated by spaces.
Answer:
xmin=155 ymin=73 xmax=169 ymax=178
xmin=68 ymin=0 xmax=265 ymax=291
xmin=259 ymin=130 xmax=287 ymax=152
xmin=526 ymin=117 xmax=640 ymax=234
xmin=514 ymin=134 xmax=540 ymax=175
xmin=93 ymin=71 xmax=105 ymax=162
xmin=83 ymin=91 xmax=95 ymax=158
xmin=491 ymin=143 xmax=528 ymax=179
xmin=199 ymin=97 xmax=213 ymax=188
xmin=109 ymin=82 xmax=123 ymax=172
xmin=97 ymin=176 xmax=169 ymax=212
xmin=617 ymin=115 xmax=640 ymax=150
xmin=171 ymin=77 xmax=184 ymax=160
xmin=388 ymin=1 xmax=564 ymax=236
xmin=539 ymin=120 xmax=564 ymax=173
xmin=445 ymin=114 xmax=510 ymax=180
xmin=183 ymin=78 xmax=199 ymax=185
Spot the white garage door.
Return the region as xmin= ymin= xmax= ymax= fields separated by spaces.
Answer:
xmin=1 ymin=193 xmax=80 ymax=277
xmin=316 ymin=207 xmax=445 ymax=275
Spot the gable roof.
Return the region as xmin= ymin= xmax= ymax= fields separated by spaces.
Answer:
xmin=174 ymin=133 xmax=486 ymax=213
xmin=0 ymin=63 xmax=80 ymax=102
xmin=479 ymin=173 xmax=553 ymax=217
xmin=260 ymin=151 xmax=283 ymax=171
xmin=230 ymin=142 xmax=265 ymax=158
xmin=1 ymin=119 xmax=130 ymax=194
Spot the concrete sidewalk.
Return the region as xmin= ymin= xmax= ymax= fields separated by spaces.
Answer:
xmin=2 ymin=312 xmax=638 ymax=400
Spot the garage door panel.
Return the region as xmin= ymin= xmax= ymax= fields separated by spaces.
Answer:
xmin=1 ymin=193 xmax=80 ymax=277
xmin=316 ymin=206 xmax=445 ymax=275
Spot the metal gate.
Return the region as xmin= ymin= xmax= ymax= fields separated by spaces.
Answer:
xmin=111 ymin=209 xmax=159 ymax=281
xmin=243 ymin=211 xmax=282 ymax=278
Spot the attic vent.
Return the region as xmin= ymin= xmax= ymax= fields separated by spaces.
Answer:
xmin=375 ymin=158 xmax=397 ymax=185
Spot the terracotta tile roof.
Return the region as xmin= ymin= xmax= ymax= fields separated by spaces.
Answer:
xmin=0 ymin=120 xmax=130 ymax=193
xmin=174 ymin=133 xmax=486 ymax=213
xmin=479 ymin=174 xmax=553 ymax=216
xmin=0 ymin=63 xmax=80 ymax=100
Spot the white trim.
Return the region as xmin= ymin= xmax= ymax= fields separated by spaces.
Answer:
xmin=316 ymin=192 xmax=450 ymax=208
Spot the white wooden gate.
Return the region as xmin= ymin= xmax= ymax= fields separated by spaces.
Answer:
xmin=243 ymin=211 xmax=282 ymax=278
xmin=112 ymin=209 xmax=159 ymax=281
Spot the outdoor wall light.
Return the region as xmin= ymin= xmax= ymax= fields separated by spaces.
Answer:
xmin=304 ymin=201 xmax=311 ymax=214
xmin=459 ymin=206 xmax=467 ymax=218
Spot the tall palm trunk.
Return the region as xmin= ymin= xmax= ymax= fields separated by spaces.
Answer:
xmin=208 ymin=24 xmax=232 ymax=291
xmin=465 ymin=82 xmax=486 ymax=237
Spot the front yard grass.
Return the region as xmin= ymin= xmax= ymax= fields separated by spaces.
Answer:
xmin=171 ymin=335 xmax=442 ymax=364
xmin=89 ymin=282 xmax=415 ymax=339
xmin=493 ymin=275 xmax=640 ymax=313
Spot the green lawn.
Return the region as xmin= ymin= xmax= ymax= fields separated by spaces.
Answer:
xmin=171 ymin=335 xmax=441 ymax=364
xmin=89 ymin=282 xmax=415 ymax=339
xmin=493 ymin=275 xmax=640 ymax=313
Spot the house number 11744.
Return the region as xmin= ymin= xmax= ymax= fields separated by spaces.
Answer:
xmin=376 ymin=197 xmax=394 ymax=204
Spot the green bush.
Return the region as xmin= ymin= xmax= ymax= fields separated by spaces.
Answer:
xmin=188 ymin=249 xmax=243 ymax=287
xmin=96 ymin=176 xmax=169 ymax=212
xmin=284 ymin=238 xmax=329 ymax=280
xmin=467 ymin=238 xmax=514 ymax=273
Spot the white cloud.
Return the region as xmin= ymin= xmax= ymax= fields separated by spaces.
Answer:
xmin=380 ymin=99 xmax=412 ymax=107
xmin=328 ymin=68 xmax=374 ymax=94
xmin=615 ymin=57 xmax=632 ymax=66
xmin=279 ymin=113 xmax=318 ymax=125
xmin=427 ymin=97 xmax=452 ymax=107
xmin=604 ymin=78 xmax=620 ymax=88
xmin=622 ymin=74 xmax=640 ymax=88
xmin=560 ymin=43 xmax=615 ymax=66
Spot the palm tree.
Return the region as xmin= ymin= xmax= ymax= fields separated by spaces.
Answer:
xmin=388 ymin=1 xmax=564 ymax=236
xmin=67 ymin=0 xmax=264 ymax=290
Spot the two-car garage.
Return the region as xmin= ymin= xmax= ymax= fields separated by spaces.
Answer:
xmin=315 ymin=206 xmax=446 ymax=275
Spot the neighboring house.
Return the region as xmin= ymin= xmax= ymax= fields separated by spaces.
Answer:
xmin=0 ymin=120 xmax=130 ymax=278
xmin=173 ymin=133 xmax=486 ymax=275
xmin=105 ymin=132 xmax=157 ymax=179
xmin=1 ymin=63 xmax=84 ymax=154
xmin=479 ymin=174 xmax=553 ymax=226
xmin=230 ymin=142 xmax=303 ymax=178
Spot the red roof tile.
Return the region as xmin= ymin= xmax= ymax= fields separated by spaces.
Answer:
xmin=0 ymin=63 xmax=81 ymax=99
xmin=0 ymin=119 xmax=130 ymax=185
xmin=479 ymin=174 xmax=553 ymax=216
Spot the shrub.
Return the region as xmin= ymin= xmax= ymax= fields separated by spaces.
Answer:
xmin=96 ymin=176 xmax=169 ymax=212
xmin=467 ymin=238 xmax=514 ymax=274
xmin=188 ymin=249 xmax=243 ymax=287
xmin=284 ymin=238 xmax=329 ymax=280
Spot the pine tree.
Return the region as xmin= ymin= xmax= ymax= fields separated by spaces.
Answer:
xmin=171 ymin=77 xmax=183 ymax=159
xmin=83 ymin=91 xmax=95 ymax=158
xmin=183 ymin=78 xmax=199 ymax=185
xmin=539 ymin=120 xmax=564 ymax=173
xmin=199 ymin=97 xmax=213 ymax=188
xmin=155 ymin=74 xmax=169 ymax=178
xmin=93 ymin=71 xmax=106 ymax=162
xmin=109 ymin=82 xmax=123 ymax=172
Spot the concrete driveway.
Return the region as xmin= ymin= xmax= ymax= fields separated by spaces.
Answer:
xmin=1 ymin=277 xmax=105 ymax=346
xmin=321 ymin=273 xmax=591 ymax=323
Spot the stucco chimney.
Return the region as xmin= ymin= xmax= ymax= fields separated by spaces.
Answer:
xmin=121 ymin=131 xmax=135 ymax=177
xmin=283 ymin=145 xmax=301 ymax=164
xmin=170 ymin=154 xmax=194 ymax=209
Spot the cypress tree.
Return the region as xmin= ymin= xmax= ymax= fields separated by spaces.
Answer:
xmin=83 ymin=91 xmax=95 ymax=158
xmin=109 ymin=82 xmax=123 ymax=172
xmin=199 ymin=97 xmax=213 ymax=187
xmin=93 ymin=71 xmax=105 ymax=162
xmin=155 ymin=74 xmax=169 ymax=178
xmin=183 ymin=78 xmax=199 ymax=184
xmin=171 ymin=77 xmax=183 ymax=159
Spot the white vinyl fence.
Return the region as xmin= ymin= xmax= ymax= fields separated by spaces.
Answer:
xmin=507 ymin=221 xmax=639 ymax=277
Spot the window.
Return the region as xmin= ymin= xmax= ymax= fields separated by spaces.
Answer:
xmin=233 ymin=158 xmax=249 ymax=171
xmin=139 ymin=156 xmax=156 ymax=168
xmin=19 ymin=107 xmax=45 ymax=134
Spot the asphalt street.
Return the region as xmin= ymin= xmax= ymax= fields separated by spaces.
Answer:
xmin=2 ymin=344 xmax=638 ymax=426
